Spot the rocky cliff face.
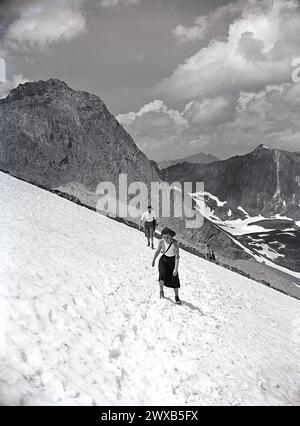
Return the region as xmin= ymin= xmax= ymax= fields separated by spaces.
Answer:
xmin=163 ymin=144 xmax=300 ymax=220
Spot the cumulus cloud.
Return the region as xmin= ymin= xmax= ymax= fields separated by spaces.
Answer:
xmin=172 ymin=1 xmax=242 ymax=44
xmin=0 ymin=0 xmax=143 ymax=94
xmin=118 ymin=81 xmax=300 ymax=160
xmin=4 ymin=0 xmax=86 ymax=52
xmin=184 ymin=96 xmax=236 ymax=126
xmin=2 ymin=0 xmax=142 ymax=53
xmin=117 ymin=96 xmax=237 ymax=160
xmin=211 ymin=83 xmax=300 ymax=154
xmin=118 ymin=99 xmax=187 ymax=128
xmin=172 ymin=16 xmax=209 ymax=44
xmin=117 ymin=100 xmax=189 ymax=160
xmin=146 ymin=0 xmax=300 ymax=159
xmin=162 ymin=0 xmax=300 ymax=100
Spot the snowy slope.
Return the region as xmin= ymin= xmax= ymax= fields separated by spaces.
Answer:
xmin=0 ymin=172 xmax=300 ymax=406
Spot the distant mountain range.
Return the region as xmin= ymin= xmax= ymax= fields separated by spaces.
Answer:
xmin=163 ymin=144 xmax=300 ymax=220
xmin=158 ymin=152 xmax=219 ymax=169
xmin=163 ymin=144 xmax=300 ymax=275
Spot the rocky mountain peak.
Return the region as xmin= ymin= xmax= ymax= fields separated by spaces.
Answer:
xmin=4 ymin=79 xmax=72 ymax=102
xmin=0 ymin=78 xmax=161 ymax=191
xmin=253 ymin=144 xmax=271 ymax=152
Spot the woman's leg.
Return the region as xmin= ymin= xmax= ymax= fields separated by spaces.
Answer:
xmin=145 ymin=226 xmax=150 ymax=246
xmin=174 ymin=288 xmax=181 ymax=303
xmin=159 ymin=280 xmax=164 ymax=298
xmin=150 ymin=228 xmax=154 ymax=249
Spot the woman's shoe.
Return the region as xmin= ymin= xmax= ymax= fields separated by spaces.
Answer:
xmin=175 ymin=296 xmax=182 ymax=305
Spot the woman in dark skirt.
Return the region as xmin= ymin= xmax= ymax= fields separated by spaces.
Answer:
xmin=152 ymin=227 xmax=181 ymax=304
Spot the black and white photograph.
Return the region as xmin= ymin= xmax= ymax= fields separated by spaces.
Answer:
xmin=0 ymin=0 xmax=299 ymax=408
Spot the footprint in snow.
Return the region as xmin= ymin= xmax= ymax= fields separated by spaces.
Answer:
xmin=20 ymin=350 xmax=27 ymax=363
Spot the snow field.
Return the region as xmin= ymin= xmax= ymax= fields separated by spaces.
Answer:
xmin=0 ymin=172 xmax=299 ymax=406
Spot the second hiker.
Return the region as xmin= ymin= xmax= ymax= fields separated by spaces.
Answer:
xmin=140 ymin=205 xmax=157 ymax=249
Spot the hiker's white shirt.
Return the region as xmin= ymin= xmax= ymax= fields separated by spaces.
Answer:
xmin=141 ymin=211 xmax=156 ymax=222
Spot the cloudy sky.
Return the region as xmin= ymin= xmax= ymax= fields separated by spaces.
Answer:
xmin=0 ymin=0 xmax=300 ymax=160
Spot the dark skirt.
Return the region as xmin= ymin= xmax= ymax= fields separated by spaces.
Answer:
xmin=158 ymin=255 xmax=180 ymax=288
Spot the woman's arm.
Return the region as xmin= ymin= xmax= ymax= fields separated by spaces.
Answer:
xmin=152 ymin=240 xmax=162 ymax=266
xmin=173 ymin=242 xmax=180 ymax=275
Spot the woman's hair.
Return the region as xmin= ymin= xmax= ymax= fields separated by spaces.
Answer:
xmin=161 ymin=227 xmax=176 ymax=237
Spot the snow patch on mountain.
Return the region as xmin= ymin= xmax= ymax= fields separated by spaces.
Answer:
xmin=238 ymin=206 xmax=249 ymax=217
xmin=214 ymin=217 xmax=276 ymax=236
xmin=217 ymin=227 xmax=300 ymax=280
xmin=250 ymin=243 xmax=284 ymax=261
xmin=273 ymin=151 xmax=281 ymax=199
xmin=269 ymin=242 xmax=286 ymax=250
